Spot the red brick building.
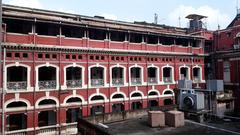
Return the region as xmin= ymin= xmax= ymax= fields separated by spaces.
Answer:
xmin=0 ymin=5 xmax=206 ymax=135
xmin=212 ymin=12 xmax=240 ymax=111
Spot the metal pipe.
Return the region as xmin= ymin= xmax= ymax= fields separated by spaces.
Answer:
xmin=0 ymin=0 xmax=4 ymax=134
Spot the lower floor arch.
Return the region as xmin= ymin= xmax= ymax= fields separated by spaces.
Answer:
xmin=131 ymin=101 xmax=142 ymax=110
xmin=38 ymin=110 xmax=57 ymax=127
xmin=90 ymin=105 xmax=105 ymax=116
xmin=66 ymin=108 xmax=82 ymax=123
xmin=163 ymin=99 xmax=173 ymax=105
xmin=148 ymin=100 xmax=159 ymax=108
xmin=6 ymin=113 xmax=27 ymax=131
xmin=112 ymin=103 xmax=125 ymax=113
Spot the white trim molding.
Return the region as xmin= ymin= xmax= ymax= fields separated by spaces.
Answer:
xmin=148 ymin=89 xmax=161 ymax=98
xmin=62 ymin=64 xmax=86 ymax=90
xmin=130 ymin=90 xmax=144 ymax=100
xmin=35 ymin=63 xmax=59 ymax=91
xmin=35 ymin=96 xmax=59 ymax=109
xmin=162 ymin=88 xmax=175 ymax=97
xmin=110 ymin=91 xmax=128 ymax=102
xmin=5 ymin=63 xmax=32 ymax=92
xmin=88 ymin=93 xmax=108 ymax=104
xmin=192 ymin=65 xmax=205 ymax=83
xmin=62 ymin=94 xmax=87 ymax=106
xmin=5 ymin=98 xmax=33 ymax=112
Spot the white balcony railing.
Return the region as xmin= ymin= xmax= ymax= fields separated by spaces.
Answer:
xmin=193 ymin=77 xmax=201 ymax=83
xmin=36 ymin=125 xmax=57 ymax=135
xmin=38 ymin=81 xmax=56 ymax=90
xmin=148 ymin=77 xmax=157 ymax=84
xmin=66 ymin=79 xmax=82 ymax=88
xmin=5 ymin=129 xmax=27 ymax=135
xmin=7 ymin=81 xmax=27 ymax=90
xmin=66 ymin=122 xmax=78 ymax=135
xmin=163 ymin=77 xmax=172 ymax=83
xmin=131 ymin=78 xmax=142 ymax=85
xmin=112 ymin=78 xmax=124 ymax=86
xmin=91 ymin=79 xmax=104 ymax=86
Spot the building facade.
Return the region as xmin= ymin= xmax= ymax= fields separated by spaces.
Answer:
xmin=211 ymin=12 xmax=240 ymax=111
xmin=0 ymin=5 xmax=206 ymax=135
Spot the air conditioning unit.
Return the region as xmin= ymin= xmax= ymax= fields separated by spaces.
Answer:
xmin=179 ymin=89 xmax=205 ymax=111
xmin=207 ymin=80 xmax=223 ymax=92
xmin=178 ymin=80 xmax=192 ymax=89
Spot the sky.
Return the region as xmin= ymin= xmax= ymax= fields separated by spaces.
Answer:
xmin=2 ymin=0 xmax=239 ymax=30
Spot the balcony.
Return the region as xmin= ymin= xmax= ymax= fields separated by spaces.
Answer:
xmin=65 ymin=122 xmax=78 ymax=135
xmin=7 ymin=81 xmax=27 ymax=90
xmin=38 ymin=81 xmax=56 ymax=90
xmin=131 ymin=78 xmax=142 ymax=85
xmin=112 ymin=78 xmax=124 ymax=86
xmin=66 ymin=80 xmax=82 ymax=88
xmin=193 ymin=77 xmax=201 ymax=83
xmin=91 ymin=79 xmax=104 ymax=87
xmin=148 ymin=78 xmax=158 ymax=84
xmin=5 ymin=129 xmax=27 ymax=135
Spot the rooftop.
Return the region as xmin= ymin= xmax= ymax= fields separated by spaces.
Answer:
xmin=107 ymin=116 xmax=240 ymax=135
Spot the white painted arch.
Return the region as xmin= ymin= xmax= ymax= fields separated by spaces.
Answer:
xmin=148 ymin=89 xmax=161 ymax=98
xmin=130 ymin=90 xmax=144 ymax=100
xmin=129 ymin=64 xmax=144 ymax=86
xmin=35 ymin=63 xmax=59 ymax=91
xmin=110 ymin=64 xmax=127 ymax=86
xmin=147 ymin=64 xmax=160 ymax=84
xmin=88 ymin=64 xmax=107 ymax=87
xmin=110 ymin=91 xmax=127 ymax=101
xmin=5 ymin=62 xmax=31 ymax=91
xmin=161 ymin=64 xmax=175 ymax=83
xmin=35 ymin=96 xmax=59 ymax=108
xmin=192 ymin=65 xmax=203 ymax=83
xmin=179 ymin=65 xmax=190 ymax=80
xmin=5 ymin=98 xmax=31 ymax=109
xmin=62 ymin=64 xmax=85 ymax=90
xmin=162 ymin=89 xmax=175 ymax=97
xmin=88 ymin=93 xmax=108 ymax=104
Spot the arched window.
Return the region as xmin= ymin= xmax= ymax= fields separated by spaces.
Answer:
xmin=148 ymin=67 xmax=158 ymax=84
xmin=180 ymin=67 xmax=189 ymax=80
xmin=66 ymin=97 xmax=82 ymax=103
xmin=131 ymin=93 xmax=142 ymax=98
xmin=112 ymin=94 xmax=124 ymax=99
xmin=7 ymin=66 xmax=27 ymax=90
xmin=38 ymin=99 xmax=56 ymax=106
xmin=90 ymin=67 xmax=104 ymax=86
xmin=66 ymin=67 xmax=82 ymax=88
xmin=148 ymin=91 xmax=158 ymax=96
xmin=91 ymin=95 xmax=105 ymax=102
xmin=112 ymin=67 xmax=124 ymax=86
xmin=163 ymin=67 xmax=173 ymax=83
xmin=7 ymin=113 xmax=27 ymax=131
xmin=38 ymin=66 xmax=57 ymax=89
xmin=130 ymin=67 xmax=142 ymax=85
xmin=164 ymin=90 xmax=173 ymax=95
xmin=7 ymin=101 xmax=27 ymax=108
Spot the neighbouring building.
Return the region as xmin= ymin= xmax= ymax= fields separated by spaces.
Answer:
xmin=211 ymin=10 xmax=240 ymax=112
xmin=0 ymin=5 xmax=206 ymax=135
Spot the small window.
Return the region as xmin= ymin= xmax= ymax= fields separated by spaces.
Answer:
xmin=6 ymin=53 xmax=12 ymax=58
xmin=139 ymin=57 xmax=141 ymax=61
xmin=151 ymin=58 xmax=154 ymax=61
xmin=186 ymin=59 xmax=189 ymax=62
xmin=155 ymin=58 xmax=158 ymax=61
xmin=134 ymin=57 xmax=137 ymax=61
xmin=111 ymin=56 xmax=115 ymax=61
xmin=78 ymin=55 xmax=82 ymax=59
xmin=166 ymin=58 xmax=168 ymax=62
xmin=38 ymin=54 xmax=43 ymax=59
xmin=169 ymin=58 xmax=172 ymax=62
xmin=72 ymin=55 xmax=76 ymax=60
xmin=23 ymin=53 xmax=28 ymax=58
xmin=116 ymin=57 xmax=119 ymax=60
xmin=121 ymin=57 xmax=124 ymax=61
xmin=90 ymin=56 xmax=94 ymax=60
xmin=45 ymin=54 xmax=50 ymax=59
xmin=101 ymin=56 xmax=104 ymax=60
xmin=96 ymin=56 xmax=99 ymax=60
xmin=15 ymin=53 xmax=20 ymax=58
xmin=66 ymin=54 xmax=70 ymax=59
xmin=52 ymin=54 xmax=57 ymax=59
xmin=130 ymin=57 xmax=133 ymax=61
xmin=162 ymin=58 xmax=165 ymax=61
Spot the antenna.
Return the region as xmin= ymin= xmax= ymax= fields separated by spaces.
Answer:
xmin=154 ymin=13 xmax=158 ymax=24
xmin=178 ymin=16 xmax=181 ymax=27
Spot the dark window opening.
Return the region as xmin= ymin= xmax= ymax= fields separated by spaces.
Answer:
xmin=131 ymin=67 xmax=141 ymax=78
xmin=112 ymin=67 xmax=124 ymax=85
xmin=163 ymin=67 xmax=172 ymax=83
xmin=112 ymin=94 xmax=124 ymax=99
xmin=38 ymin=110 xmax=56 ymax=127
xmin=7 ymin=101 xmax=27 ymax=108
xmin=39 ymin=67 xmax=56 ymax=81
xmin=111 ymin=56 xmax=115 ymax=60
xmin=164 ymin=91 xmax=173 ymax=95
xmin=62 ymin=25 xmax=84 ymax=38
xmin=160 ymin=37 xmax=174 ymax=45
xmin=7 ymin=66 xmax=27 ymax=82
xmin=121 ymin=57 xmax=124 ymax=60
xmin=39 ymin=99 xmax=56 ymax=106
xmin=130 ymin=33 xmax=142 ymax=43
xmin=176 ymin=38 xmax=188 ymax=46
xmin=147 ymin=35 xmax=158 ymax=44
xmin=6 ymin=53 xmax=12 ymax=58
xmin=66 ymin=108 xmax=82 ymax=123
xmin=91 ymin=67 xmax=104 ymax=86
xmin=90 ymin=56 xmax=94 ymax=60
xmin=131 ymin=93 xmax=142 ymax=98
xmin=164 ymin=99 xmax=173 ymax=105
xmin=15 ymin=53 xmax=20 ymax=58
xmin=66 ymin=97 xmax=82 ymax=103
xmin=66 ymin=54 xmax=70 ymax=59
xmin=101 ymin=56 xmax=104 ymax=60
xmin=149 ymin=100 xmax=158 ymax=108
xmin=89 ymin=28 xmax=106 ymax=40
xmin=111 ymin=31 xmax=126 ymax=42
xmin=66 ymin=67 xmax=82 ymax=88
xmin=4 ymin=18 xmax=32 ymax=34
xmin=91 ymin=106 xmax=104 ymax=116
xmin=112 ymin=103 xmax=124 ymax=113
xmin=72 ymin=55 xmax=76 ymax=60
xmin=45 ymin=54 xmax=50 ymax=59
xmin=36 ymin=22 xmax=59 ymax=36
xmin=91 ymin=95 xmax=104 ymax=101
xmin=23 ymin=53 xmax=28 ymax=58
xmin=180 ymin=68 xmax=188 ymax=80
xmin=149 ymin=91 xmax=158 ymax=96
xmin=7 ymin=114 xmax=27 ymax=131
xmin=38 ymin=54 xmax=43 ymax=59
xmin=78 ymin=55 xmax=82 ymax=59
xmin=132 ymin=102 xmax=142 ymax=110
xmin=52 ymin=54 xmax=57 ymax=59
xmin=96 ymin=56 xmax=99 ymax=60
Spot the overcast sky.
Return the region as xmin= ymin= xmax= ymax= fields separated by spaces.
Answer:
xmin=2 ymin=0 xmax=239 ymax=30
